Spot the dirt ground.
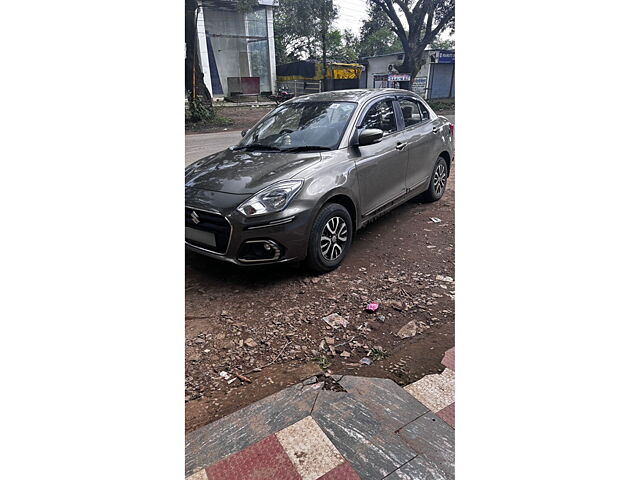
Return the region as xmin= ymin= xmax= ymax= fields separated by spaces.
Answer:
xmin=185 ymin=106 xmax=274 ymax=135
xmin=185 ymin=164 xmax=455 ymax=433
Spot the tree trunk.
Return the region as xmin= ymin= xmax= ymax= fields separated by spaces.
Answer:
xmin=185 ymin=0 xmax=211 ymax=101
xmin=397 ymin=48 xmax=424 ymax=85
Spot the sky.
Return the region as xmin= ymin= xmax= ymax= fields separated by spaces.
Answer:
xmin=334 ymin=0 xmax=369 ymax=34
xmin=333 ymin=0 xmax=454 ymax=42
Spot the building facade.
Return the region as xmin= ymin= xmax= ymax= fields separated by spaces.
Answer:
xmin=360 ymin=49 xmax=455 ymax=99
xmin=195 ymin=0 xmax=278 ymax=99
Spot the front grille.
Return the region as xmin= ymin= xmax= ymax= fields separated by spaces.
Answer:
xmin=185 ymin=207 xmax=231 ymax=253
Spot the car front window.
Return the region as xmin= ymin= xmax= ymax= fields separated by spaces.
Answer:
xmin=238 ymin=101 xmax=357 ymax=151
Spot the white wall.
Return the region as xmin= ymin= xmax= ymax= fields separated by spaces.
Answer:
xmin=203 ymin=5 xmax=274 ymax=96
xmin=364 ymin=52 xmax=431 ymax=91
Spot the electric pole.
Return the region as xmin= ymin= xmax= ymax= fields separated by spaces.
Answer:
xmin=321 ymin=0 xmax=329 ymax=92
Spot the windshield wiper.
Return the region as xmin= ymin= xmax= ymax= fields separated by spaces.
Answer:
xmin=282 ymin=145 xmax=332 ymax=152
xmin=234 ymin=144 xmax=282 ymax=152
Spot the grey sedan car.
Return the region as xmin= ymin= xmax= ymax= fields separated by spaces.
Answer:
xmin=185 ymin=88 xmax=454 ymax=272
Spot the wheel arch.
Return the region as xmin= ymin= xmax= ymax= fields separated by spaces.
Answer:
xmin=322 ymin=193 xmax=358 ymax=232
xmin=438 ymin=150 xmax=451 ymax=174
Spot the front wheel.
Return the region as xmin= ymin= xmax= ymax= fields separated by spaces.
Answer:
xmin=419 ymin=156 xmax=448 ymax=202
xmin=305 ymin=203 xmax=353 ymax=273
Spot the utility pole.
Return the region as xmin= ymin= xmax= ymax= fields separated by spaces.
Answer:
xmin=192 ymin=6 xmax=198 ymax=100
xmin=321 ymin=0 xmax=328 ymax=92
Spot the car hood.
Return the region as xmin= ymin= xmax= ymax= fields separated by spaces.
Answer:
xmin=185 ymin=148 xmax=322 ymax=194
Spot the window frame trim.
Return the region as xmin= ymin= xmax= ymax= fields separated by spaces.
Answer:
xmin=354 ymin=96 xmax=401 ymax=137
xmin=397 ymin=96 xmax=434 ymax=130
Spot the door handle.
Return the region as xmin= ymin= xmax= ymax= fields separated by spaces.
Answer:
xmin=396 ymin=142 xmax=407 ymax=150
xmin=432 ymin=126 xmax=440 ymax=133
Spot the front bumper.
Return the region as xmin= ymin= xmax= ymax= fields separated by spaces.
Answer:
xmin=185 ymin=194 xmax=314 ymax=265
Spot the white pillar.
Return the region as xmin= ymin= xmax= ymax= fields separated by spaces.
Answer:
xmin=196 ymin=3 xmax=213 ymax=97
xmin=266 ymin=6 xmax=277 ymax=94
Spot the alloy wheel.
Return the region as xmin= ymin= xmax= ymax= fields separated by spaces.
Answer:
xmin=433 ymin=163 xmax=447 ymax=196
xmin=320 ymin=216 xmax=348 ymax=261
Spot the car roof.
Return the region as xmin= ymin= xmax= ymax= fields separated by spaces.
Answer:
xmin=288 ymin=88 xmax=422 ymax=104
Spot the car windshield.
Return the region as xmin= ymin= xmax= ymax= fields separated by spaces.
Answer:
xmin=237 ymin=101 xmax=356 ymax=151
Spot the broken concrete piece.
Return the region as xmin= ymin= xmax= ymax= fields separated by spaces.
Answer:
xmin=436 ymin=274 xmax=454 ymax=283
xmin=396 ymin=321 xmax=418 ymax=339
xmin=323 ymin=313 xmax=348 ymax=329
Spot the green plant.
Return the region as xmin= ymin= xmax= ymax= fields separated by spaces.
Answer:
xmin=369 ymin=347 xmax=389 ymax=361
xmin=313 ymin=355 xmax=332 ymax=370
xmin=188 ymin=97 xmax=218 ymax=123
xmin=427 ymin=99 xmax=455 ymax=113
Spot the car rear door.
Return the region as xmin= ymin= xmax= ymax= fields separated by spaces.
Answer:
xmin=353 ymin=98 xmax=408 ymax=216
xmin=399 ymin=97 xmax=441 ymax=193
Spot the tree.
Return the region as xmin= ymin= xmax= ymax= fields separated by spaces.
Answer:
xmin=430 ymin=34 xmax=455 ymax=50
xmin=185 ymin=0 xmax=211 ymax=100
xmin=326 ymin=29 xmax=360 ymax=63
xmin=273 ymin=0 xmax=337 ymax=64
xmin=369 ymin=0 xmax=455 ymax=83
xmin=358 ymin=1 xmax=403 ymax=58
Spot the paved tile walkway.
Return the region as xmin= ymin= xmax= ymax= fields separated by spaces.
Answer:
xmin=186 ymin=348 xmax=455 ymax=480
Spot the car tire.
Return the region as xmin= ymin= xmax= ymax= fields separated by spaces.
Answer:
xmin=306 ymin=203 xmax=353 ymax=273
xmin=420 ymin=156 xmax=449 ymax=202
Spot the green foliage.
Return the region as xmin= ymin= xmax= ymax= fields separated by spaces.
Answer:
xmin=358 ymin=2 xmax=403 ymax=58
xmin=368 ymin=0 xmax=455 ymax=80
xmin=430 ymin=35 xmax=455 ymax=50
xmin=274 ymin=0 xmax=338 ymax=64
xmin=186 ymin=97 xmax=231 ymax=126
xmin=313 ymin=355 xmax=332 ymax=370
xmin=326 ymin=29 xmax=360 ymax=63
xmin=427 ymin=98 xmax=455 ymax=112
xmin=369 ymin=347 xmax=389 ymax=361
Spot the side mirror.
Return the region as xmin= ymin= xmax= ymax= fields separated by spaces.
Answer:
xmin=357 ymin=128 xmax=384 ymax=146
xmin=241 ymin=129 xmax=248 ymax=137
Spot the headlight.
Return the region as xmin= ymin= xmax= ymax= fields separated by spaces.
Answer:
xmin=237 ymin=180 xmax=303 ymax=217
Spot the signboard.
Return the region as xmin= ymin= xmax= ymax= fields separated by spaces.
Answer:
xmin=412 ymin=76 xmax=427 ymax=95
xmin=438 ymin=52 xmax=455 ymax=63
xmin=388 ymin=73 xmax=411 ymax=82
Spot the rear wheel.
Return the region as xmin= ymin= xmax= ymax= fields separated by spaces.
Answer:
xmin=420 ymin=156 xmax=448 ymax=202
xmin=306 ymin=203 xmax=353 ymax=273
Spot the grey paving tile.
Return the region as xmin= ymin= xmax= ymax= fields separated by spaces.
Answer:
xmin=185 ymin=381 xmax=322 ymax=476
xmin=338 ymin=376 xmax=431 ymax=430
xmin=396 ymin=413 xmax=454 ymax=478
xmin=384 ymin=454 xmax=452 ymax=480
xmin=312 ymin=390 xmax=419 ymax=480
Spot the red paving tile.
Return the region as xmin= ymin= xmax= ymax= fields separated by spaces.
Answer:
xmin=205 ymin=435 xmax=302 ymax=480
xmin=317 ymin=461 xmax=361 ymax=480
xmin=436 ymin=402 xmax=455 ymax=429
xmin=441 ymin=347 xmax=455 ymax=371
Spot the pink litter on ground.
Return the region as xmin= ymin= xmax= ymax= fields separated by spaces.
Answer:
xmin=365 ymin=303 xmax=379 ymax=312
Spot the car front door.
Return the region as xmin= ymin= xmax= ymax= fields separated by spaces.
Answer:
xmin=353 ymin=98 xmax=408 ymax=216
xmin=399 ymin=97 xmax=441 ymax=193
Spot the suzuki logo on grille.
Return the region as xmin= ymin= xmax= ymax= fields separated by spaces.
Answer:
xmin=191 ymin=210 xmax=200 ymax=224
